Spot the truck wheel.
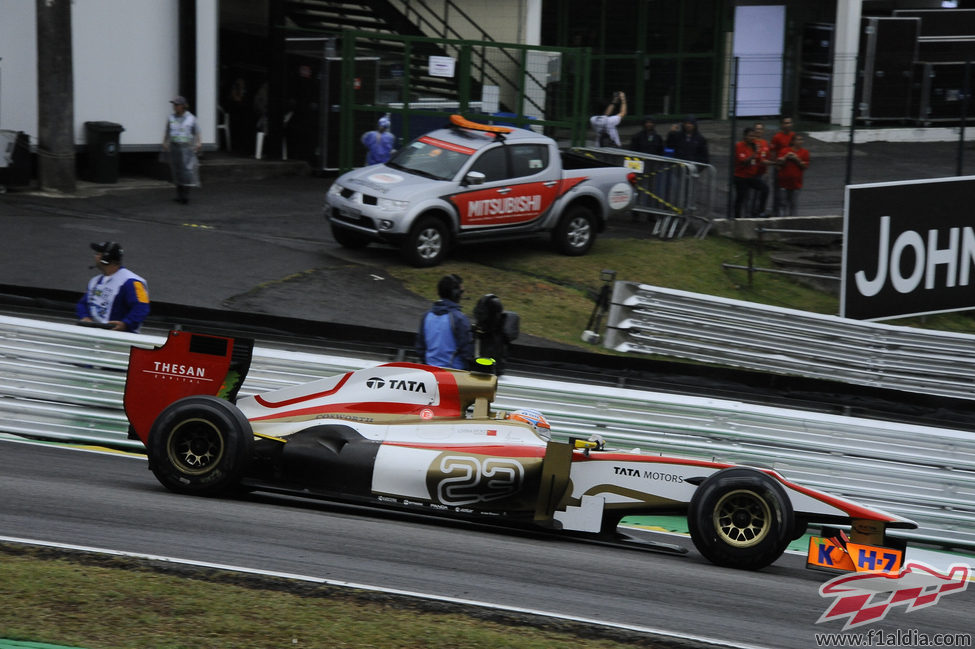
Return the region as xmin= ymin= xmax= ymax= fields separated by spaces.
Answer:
xmin=687 ymin=468 xmax=793 ymax=570
xmin=553 ymin=206 xmax=596 ymax=255
xmin=402 ymin=216 xmax=448 ymax=267
xmin=331 ymin=224 xmax=370 ymax=249
xmin=147 ymin=395 xmax=252 ymax=496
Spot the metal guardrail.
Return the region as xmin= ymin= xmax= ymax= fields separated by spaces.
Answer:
xmin=604 ymin=282 xmax=975 ymax=402
xmin=1 ymin=314 xmax=972 ymax=549
xmin=570 ymin=147 xmax=716 ymax=239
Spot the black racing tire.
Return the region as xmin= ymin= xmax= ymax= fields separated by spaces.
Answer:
xmin=147 ymin=395 xmax=253 ymax=496
xmin=402 ymin=216 xmax=448 ymax=267
xmin=331 ymin=224 xmax=371 ymax=249
xmin=687 ymin=468 xmax=794 ymax=570
xmin=553 ymin=205 xmax=597 ymax=256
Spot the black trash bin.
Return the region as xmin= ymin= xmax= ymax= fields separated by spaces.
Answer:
xmin=0 ymin=130 xmax=31 ymax=191
xmin=84 ymin=121 xmax=124 ymax=183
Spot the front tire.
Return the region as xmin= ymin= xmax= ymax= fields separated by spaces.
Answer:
xmin=147 ymin=395 xmax=253 ymax=496
xmin=688 ymin=468 xmax=793 ymax=570
xmin=402 ymin=216 xmax=448 ymax=267
xmin=553 ymin=205 xmax=596 ymax=256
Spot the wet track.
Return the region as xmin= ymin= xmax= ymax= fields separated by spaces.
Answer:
xmin=4 ymin=166 xmax=975 ymax=647
xmin=2 ymin=440 xmax=973 ymax=648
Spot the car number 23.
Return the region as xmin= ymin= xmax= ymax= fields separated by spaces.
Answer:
xmin=435 ymin=456 xmax=526 ymax=506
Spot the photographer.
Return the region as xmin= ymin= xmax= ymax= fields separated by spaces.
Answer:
xmin=589 ymin=90 xmax=627 ymax=147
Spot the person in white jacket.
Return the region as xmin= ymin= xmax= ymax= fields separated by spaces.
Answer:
xmin=162 ymin=96 xmax=202 ymax=204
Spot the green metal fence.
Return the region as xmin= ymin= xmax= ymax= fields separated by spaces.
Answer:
xmin=337 ymin=29 xmax=591 ymax=171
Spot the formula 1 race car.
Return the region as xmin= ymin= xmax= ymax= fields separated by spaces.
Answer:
xmin=123 ymin=330 xmax=917 ymax=572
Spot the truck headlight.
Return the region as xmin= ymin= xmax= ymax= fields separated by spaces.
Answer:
xmin=377 ymin=197 xmax=409 ymax=211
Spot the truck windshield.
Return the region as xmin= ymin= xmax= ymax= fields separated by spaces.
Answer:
xmin=387 ymin=136 xmax=475 ymax=181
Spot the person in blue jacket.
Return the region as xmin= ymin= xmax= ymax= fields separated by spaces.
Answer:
xmin=361 ymin=115 xmax=396 ymax=166
xmin=76 ymin=241 xmax=150 ymax=333
xmin=416 ymin=274 xmax=473 ymax=370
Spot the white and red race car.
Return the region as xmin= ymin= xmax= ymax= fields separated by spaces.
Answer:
xmin=124 ymin=330 xmax=916 ymax=572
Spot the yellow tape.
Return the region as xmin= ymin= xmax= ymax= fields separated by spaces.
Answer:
xmin=253 ymin=432 xmax=288 ymax=443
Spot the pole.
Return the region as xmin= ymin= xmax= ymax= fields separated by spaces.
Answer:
xmin=727 ymin=57 xmax=738 ymax=219
xmin=178 ymin=0 xmax=197 ymax=110
xmin=958 ymin=59 xmax=970 ymax=177
xmin=844 ymin=53 xmax=858 ymax=187
xmin=36 ymin=0 xmax=75 ymax=193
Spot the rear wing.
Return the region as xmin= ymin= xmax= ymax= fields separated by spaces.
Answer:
xmin=124 ymin=330 xmax=254 ymax=444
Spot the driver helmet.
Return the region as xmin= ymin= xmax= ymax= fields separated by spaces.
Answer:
xmin=506 ymin=408 xmax=551 ymax=439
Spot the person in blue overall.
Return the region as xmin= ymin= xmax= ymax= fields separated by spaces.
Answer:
xmin=361 ymin=115 xmax=396 ymax=166
xmin=416 ymin=274 xmax=473 ymax=370
xmin=76 ymin=241 xmax=150 ymax=333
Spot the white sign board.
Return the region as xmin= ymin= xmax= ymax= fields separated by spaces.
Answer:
xmin=429 ymin=56 xmax=456 ymax=78
xmin=732 ymin=5 xmax=785 ymax=116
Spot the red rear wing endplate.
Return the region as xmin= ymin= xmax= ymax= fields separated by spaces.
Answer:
xmin=124 ymin=330 xmax=253 ymax=444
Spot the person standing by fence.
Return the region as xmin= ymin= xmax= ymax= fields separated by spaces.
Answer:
xmin=776 ymin=133 xmax=810 ymax=216
xmin=666 ymin=115 xmax=709 ymax=164
xmin=76 ymin=241 xmax=150 ymax=333
xmin=769 ymin=117 xmax=795 ymax=216
xmin=416 ymin=274 xmax=473 ymax=370
xmin=733 ymin=127 xmax=769 ymax=219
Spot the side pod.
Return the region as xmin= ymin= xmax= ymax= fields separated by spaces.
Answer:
xmin=124 ymin=330 xmax=254 ymax=444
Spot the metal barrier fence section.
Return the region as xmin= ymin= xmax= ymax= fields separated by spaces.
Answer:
xmin=604 ymin=282 xmax=975 ymax=401
xmin=571 ymin=147 xmax=716 ymax=238
xmin=1 ymin=314 xmax=972 ymax=549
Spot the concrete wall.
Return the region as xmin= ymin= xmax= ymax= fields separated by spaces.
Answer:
xmin=388 ymin=0 xmax=540 ymax=45
xmin=0 ymin=0 xmax=217 ymax=150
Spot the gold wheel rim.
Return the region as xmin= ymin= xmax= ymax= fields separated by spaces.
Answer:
xmin=712 ymin=489 xmax=771 ymax=548
xmin=167 ymin=417 xmax=225 ymax=475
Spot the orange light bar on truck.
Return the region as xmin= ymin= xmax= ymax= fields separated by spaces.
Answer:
xmin=449 ymin=114 xmax=513 ymax=135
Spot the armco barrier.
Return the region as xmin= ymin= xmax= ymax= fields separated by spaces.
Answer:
xmin=1 ymin=314 xmax=972 ymax=549
xmin=605 ymin=282 xmax=975 ymax=401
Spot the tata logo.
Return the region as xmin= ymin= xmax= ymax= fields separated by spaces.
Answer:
xmin=365 ymin=377 xmax=427 ymax=393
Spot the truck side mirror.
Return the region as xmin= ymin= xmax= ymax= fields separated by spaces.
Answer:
xmin=464 ymin=171 xmax=486 ymax=186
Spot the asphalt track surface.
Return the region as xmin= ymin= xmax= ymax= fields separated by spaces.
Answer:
xmin=3 ymin=440 xmax=974 ymax=649
xmin=4 ymin=137 xmax=975 ymax=647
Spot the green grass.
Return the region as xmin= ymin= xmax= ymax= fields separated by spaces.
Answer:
xmin=389 ymin=235 xmax=975 ymax=350
xmin=0 ymin=545 xmax=670 ymax=649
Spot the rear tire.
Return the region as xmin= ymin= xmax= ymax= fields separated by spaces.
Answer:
xmin=553 ymin=205 xmax=596 ymax=255
xmin=147 ymin=395 xmax=252 ymax=496
xmin=402 ymin=216 xmax=448 ymax=267
xmin=687 ymin=468 xmax=793 ymax=570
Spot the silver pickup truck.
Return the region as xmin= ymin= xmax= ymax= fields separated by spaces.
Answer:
xmin=325 ymin=115 xmax=636 ymax=267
